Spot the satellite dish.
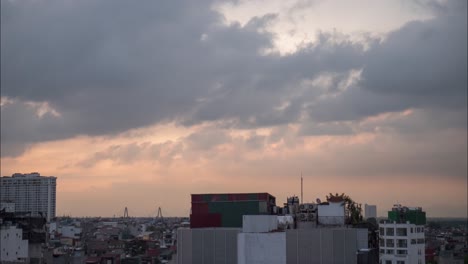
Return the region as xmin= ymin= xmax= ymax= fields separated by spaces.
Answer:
xmin=316 ymin=198 xmax=321 ymax=204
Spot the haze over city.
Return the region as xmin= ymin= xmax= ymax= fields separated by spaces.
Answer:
xmin=1 ymin=0 xmax=466 ymax=218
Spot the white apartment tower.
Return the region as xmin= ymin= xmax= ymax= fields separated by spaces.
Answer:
xmin=379 ymin=205 xmax=426 ymax=264
xmin=0 ymin=172 xmax=56 ymax=221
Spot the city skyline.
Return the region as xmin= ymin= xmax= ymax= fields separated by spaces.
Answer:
xmin=1 ymin=0 xmax=467 ymax=218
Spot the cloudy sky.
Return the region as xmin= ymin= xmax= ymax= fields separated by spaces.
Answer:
xmin=1 ymin=0 xmax=466 ymax=217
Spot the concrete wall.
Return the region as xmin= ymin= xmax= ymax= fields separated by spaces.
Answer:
xmin=242 ymin=215 xmax=278 ymax=233
xmin=176 ymin=228 xmax=241 ymax=264
xmin=286 ymin=228 xmax=367 ymax=264
xmin=238 ymin=232 xmax=286 ymax=264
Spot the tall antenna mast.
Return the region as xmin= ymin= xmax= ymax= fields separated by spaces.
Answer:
xmin=301 ymin=172 xmax=303 ymax=204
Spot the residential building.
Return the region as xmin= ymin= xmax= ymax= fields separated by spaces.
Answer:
xmin=379 ymin=205 xmax=426 ymax=264
xmin=0 ymin=224 xmax=29 ymax=262
xmin=1 ymin=172 xmax=56 ymax=221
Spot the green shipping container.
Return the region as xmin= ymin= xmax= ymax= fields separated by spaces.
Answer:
xmin=406 ymin=211 xmax=426 ymax=225
xmin=388 ymin=210 xmax=426 ymax=225
xmin=208 ymin=201 xmax=267 ymax=227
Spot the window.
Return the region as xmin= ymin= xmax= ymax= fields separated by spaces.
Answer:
xmin=386 ymin=239 xmax=394 ymax=247
xmin=397 ymin=261 xmax=405 ymax=264
xmin=386 ymin=228 xmax=394 ymax=236
xmin=386 ymin=261 xmax=392 ymax=264
xmin=417 ymin=238 xmax=425 ymax=244
xmin=397 ymin=239 xmax=407 ymax=248
xmin=380 ymin=239 xmax=385 ymax=247
xmin=380 ymin=227 xmax=385 ymax=235
xmin=411 ymin=239 xmax=416 ymax=244
xmin=396 ymin=228 xmax=407 ymax=236
xmin=386 ymin=249 xmax=394 ymax=254
xmin=397 ymin=250 xmax=407 ymax=255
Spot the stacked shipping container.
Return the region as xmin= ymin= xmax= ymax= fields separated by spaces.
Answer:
xmin=190 ymin=193 xmax=276 ymax=228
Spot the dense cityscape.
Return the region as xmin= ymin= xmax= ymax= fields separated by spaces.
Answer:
xmin=1 ymin=172 xmax=467 ymax=263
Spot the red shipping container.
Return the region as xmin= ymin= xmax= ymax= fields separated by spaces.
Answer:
xmin=237 ymin=193 xmax=248 ymax=201
xmin=191 ymin=202 xmax=209 ymax=214
xmin=258 ymin=193 xmax=268 ymax=200
xmin=190 ymin=213 xmax=222 ymax=228
xmin=191 ymin=194 xmax=203 ymax=202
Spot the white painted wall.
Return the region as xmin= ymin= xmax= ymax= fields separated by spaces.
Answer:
xmin=379 ymin=222 xmax=425 ymax=264
xmin=238 ymin=232 xmax=286 ymax=264
xmin=242 ymin=215 xmax=278 ymax=233
xmin=0 ymin=225 xmax=29 ymax=262
xmin=317 ymin=202 xmax=345 ymax=225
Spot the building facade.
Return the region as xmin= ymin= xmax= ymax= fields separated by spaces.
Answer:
xmin=379 ymin=205 xmax=426 ymax=264
xmin=1 ymin=172 xmax=57 ymax=221
xmin=0 ymin=224 xmax=29 ymax=262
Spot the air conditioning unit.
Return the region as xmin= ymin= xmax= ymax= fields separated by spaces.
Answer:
xmin=299 ymin=213 xmax=308 ymax=221
xmin=299 ymin=204 xmax=306 ymax=210
xmin=308 ymin=213 xmax=317 ymax=221
xmin=308 ymin=204 xmax=317 ymax=211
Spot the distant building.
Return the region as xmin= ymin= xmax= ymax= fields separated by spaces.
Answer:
xmin=364 ymin=204 xmax=377 ymax=219
xmin=1 ymin=172 xmax=57 ymax=221
xmin=60 ymin=225 xmax=83 ymax=239
xmin=379 ymin=204 xmax=426 ymax=264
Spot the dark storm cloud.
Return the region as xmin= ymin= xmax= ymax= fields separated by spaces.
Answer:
xmin=307 ymin=7 xmax=467 ymax=123
xmin=1 ymin=0 xmax=467 ymax=157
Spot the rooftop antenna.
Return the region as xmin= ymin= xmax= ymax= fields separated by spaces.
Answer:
xmin=124 ymin=207 xmax=129 ymax=218
xmin=301 ymin=172 xmax=303 ymax=204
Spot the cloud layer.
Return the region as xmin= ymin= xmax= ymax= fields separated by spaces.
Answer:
xmin=1 ymin=0 xmax=466 ymax=216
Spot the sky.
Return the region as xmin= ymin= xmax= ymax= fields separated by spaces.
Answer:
xmin=1 ymin=0 xmax=466 ymax=218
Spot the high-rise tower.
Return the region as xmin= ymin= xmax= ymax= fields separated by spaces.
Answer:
xmin=1 ymin=172 xmax=57 ymax=221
